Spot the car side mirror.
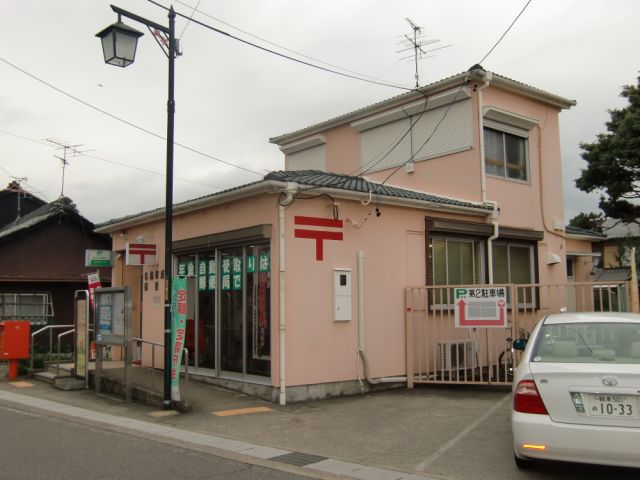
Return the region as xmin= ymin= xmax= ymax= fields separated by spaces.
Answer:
xmin=513 ymin=338 xmax=527 ymax=351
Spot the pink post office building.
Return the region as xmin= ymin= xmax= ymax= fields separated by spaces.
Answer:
xmin=96 ymin=66 xmax=597 ymax=403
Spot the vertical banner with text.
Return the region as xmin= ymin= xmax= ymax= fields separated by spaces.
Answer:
xmin=87 ymin=272 xmax=102 ymax=310
xmin=170 ymin=276 xmax=187 ymax=402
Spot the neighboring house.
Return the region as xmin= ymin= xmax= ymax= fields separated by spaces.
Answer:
xmin=587 ymin=219 xmax=640 ymax=310
xmin=599 ymin=218 xmax=640 ymax=269
xmin=0 ymin=195 xmax=111 ymax=330
xmin=96 ymin=66 xmax=586 ymax=402
xmin=0 ymin=181 xmax=46 ymax=228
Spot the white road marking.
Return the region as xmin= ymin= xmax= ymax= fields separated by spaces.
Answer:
xmin=415 ymin=393 xmax=511 ymax=472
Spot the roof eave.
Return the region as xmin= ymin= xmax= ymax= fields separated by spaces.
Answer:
xmin=270 ymin=69 xmax=576 ymax=146
xmin=95 ymin=180 xmax=290 ymax=234
xmin=312 ymin=186 xmax=493 ymax=216
xmin=270 ymin=72 xmax=472 ymax=146
xmin=490 ymin=76 xmax=576 ymax=110
xmin=566 ymin=233 xmax=605 ymax=242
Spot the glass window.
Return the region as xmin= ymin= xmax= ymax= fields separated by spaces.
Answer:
xmin=593 ymin=285 xmax=626 ymax=312
xmin=220 ymin=247 xmax=244 ymax=373
xmin=484 ymin=127 xmax=528 ymax=181
xmin=0 ymin=293 xmax=53 ymax=324
xmin=431 ymin=238 xmax=480 ymax=286
xmin=531 ymin=322 xmax=640 ymax=364
xmin=246 ymin=245 xmax=271 ymax=376
xmin=492 ymin=243 xmax=535 ymax=306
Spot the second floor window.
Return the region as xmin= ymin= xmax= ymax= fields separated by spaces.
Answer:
xmin=484 ymin=127 xmax=528 ymax=182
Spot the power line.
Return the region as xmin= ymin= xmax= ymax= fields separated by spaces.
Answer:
xmin=375 ymin=0 xmax=534 ymax=188
xmin=0 ymin=129 xmax=227 ymax=191
xmin=477 ymin=0 xmax=533 ymax=65
xmin=0 ymin=56 xmax=264 ymax=177
xmin=178 ymin=0 xmax=202 ymax=39
xmin=147 ymin=0 xmax=412 ymax=91
xmin=172 ymin=0 xmax=408 ymax=88
xmin=0 ymin=164 xmax=50 ymax=201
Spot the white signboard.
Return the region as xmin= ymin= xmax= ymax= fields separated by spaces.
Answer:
xmin=85 ymin=249 xmax=113 ymax=267
xmin=126 ymin=243 xmax=157 ymax=266
xmin=454 ymin=287 xmax=507 ymax=328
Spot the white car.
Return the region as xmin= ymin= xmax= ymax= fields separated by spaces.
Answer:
xmin=511 ymin=312 xmax=640 ymax=469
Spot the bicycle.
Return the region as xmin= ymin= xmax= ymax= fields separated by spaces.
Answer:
xmin=497 ymin=328 xmax=529 ymax=382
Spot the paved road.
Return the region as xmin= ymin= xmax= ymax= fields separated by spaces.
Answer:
xmin=0 ymin=404 xmax=309 ymax=480
xmin=1 ymin=381 xmax=638 ymax=480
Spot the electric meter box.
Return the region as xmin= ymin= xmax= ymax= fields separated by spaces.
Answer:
xmin=333 ymin=269 xmax=352 ymax=322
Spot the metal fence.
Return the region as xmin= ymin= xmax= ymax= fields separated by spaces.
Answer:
xmin=405 ymin=281 xmax=631 ymax=387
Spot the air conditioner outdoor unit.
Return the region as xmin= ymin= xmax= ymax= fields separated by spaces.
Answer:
xmin=438 ymin=340 xmax=475 ymax=370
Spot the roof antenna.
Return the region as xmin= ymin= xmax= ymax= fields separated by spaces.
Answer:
xmin=397 ymin=19 xmax=451 ymax=88
xmin=8 ymin=178 xmax=27 ymax=222
xmin=45 ymin=139 xmax=92 ymax=198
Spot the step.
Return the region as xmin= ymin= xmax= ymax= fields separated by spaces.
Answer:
xmin=53 ymin=377 xmax=87 ymax=391
xmin=33 ymin=371 xmax=59 ymax=384
xmin=45 ymin=363 xmax=74 ymax=376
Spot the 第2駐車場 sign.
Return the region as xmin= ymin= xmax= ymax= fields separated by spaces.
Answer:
xmin=454 ymin=287 xmax=507 ymax=328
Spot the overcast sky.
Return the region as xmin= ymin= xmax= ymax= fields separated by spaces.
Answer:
xmin=1 ymin=0 xmax=638 ymax=224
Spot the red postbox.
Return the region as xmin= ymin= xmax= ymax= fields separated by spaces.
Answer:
xmin=0 ymin=320 xmax=31 ymax=381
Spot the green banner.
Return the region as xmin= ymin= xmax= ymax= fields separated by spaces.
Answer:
xmin=232 ymin=256 xmax=243 ymax=290
xmin=221 ymin=258 xmax=231 ymax=291
xmin=247 ymin=255 xmax=256 ymax=273
xmin=259 ymin=253 xmax=270 ymax=272
xmin=170 ymin=276 xmax=187 ymax=402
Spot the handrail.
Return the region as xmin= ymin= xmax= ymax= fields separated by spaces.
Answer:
xmin=129 ymin=337 xmax=189 ymax=404
xmin=30 ymin=324 xmax=74 ymax=371
xmin=56 ymin=329 xmax=75 ymax=377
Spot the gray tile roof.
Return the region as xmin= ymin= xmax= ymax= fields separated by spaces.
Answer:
xmin=565 ymin=225 xmax=606 ymax=238
xmin=97 ymin=170 xmax=492 ymax=229
xmin=0 ymin=196 xmax=92 ymax=240
xmin=592 ymin=267 xmax=630 ymax=282
xmin=602 ymin=218 xmax=640 ymax=239
xmin=265 ymin=170 xmax=492 ymax=211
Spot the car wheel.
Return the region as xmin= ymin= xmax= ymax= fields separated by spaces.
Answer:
xmin=514 ymin=453 xmax=534 ymax=469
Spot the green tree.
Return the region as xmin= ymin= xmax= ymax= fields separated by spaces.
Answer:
xmin=568 ymin=212 xmax=605 ymax=232
xmin=576 ymin=75 xmax=640 ymax=224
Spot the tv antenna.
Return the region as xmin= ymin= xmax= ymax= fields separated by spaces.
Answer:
xmin=45 ymin=138 xmax=92 ymax=197
xmin=397 ymin=19 xmax=451 ymax=88
xmin=8 ymin=177 xmax=27 ymax=222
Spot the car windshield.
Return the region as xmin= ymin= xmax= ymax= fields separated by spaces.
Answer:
xmin=530 ymin=322 xmax=640 ymax=364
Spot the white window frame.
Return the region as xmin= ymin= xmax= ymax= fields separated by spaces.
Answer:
xmin=0 ymin=293 xmax=54 ymax=324
xmin=483 ymin=126 xmax=530 ymax=183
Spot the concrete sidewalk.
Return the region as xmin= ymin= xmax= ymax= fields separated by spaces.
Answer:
xmin=0 ymin=373 xmax=513 ymax=480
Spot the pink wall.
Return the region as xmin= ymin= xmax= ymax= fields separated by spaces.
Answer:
xmin=283 ymin=198 xmax=485 ymax=386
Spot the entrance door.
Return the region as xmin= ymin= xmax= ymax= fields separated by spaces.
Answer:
xmin=220 ymin=247 xmax=244 ymax=373
xmin=178 ymin=244 xmax=270 ymax=379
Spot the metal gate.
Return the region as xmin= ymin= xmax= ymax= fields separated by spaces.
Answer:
xmin=405 ymin=281 xmax=631 ymax=387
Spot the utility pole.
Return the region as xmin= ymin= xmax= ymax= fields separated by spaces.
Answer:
xmin=397 ymin=19 xmax=451 ymax=88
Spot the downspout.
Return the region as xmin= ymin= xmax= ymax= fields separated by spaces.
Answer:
xmin=278 ymin=183 xmax=297 ymax=405
xmin=477 ymin=70 xmax=500 ymax=283
xmin=357 ymin=250 xmax=406 ymax=384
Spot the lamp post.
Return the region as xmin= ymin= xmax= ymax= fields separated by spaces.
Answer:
xmin=97 ymin=4 xmax=177 ymax=409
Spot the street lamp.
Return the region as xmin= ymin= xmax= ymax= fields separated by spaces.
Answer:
xmin=97 ymin=4 xmax=177 ymax=409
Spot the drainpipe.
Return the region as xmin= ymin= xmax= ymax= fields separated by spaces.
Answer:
xmin=278 ymin=183 xmax=297 ymax=405
xmin=357 ymin=250 xmax=406 ymax=384
xmin=477 ymin=70 xmax=500 ymax=283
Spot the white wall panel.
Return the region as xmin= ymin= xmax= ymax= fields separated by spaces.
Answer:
xmin=285 ymin=144 xmax=326 ymax=171
xmin=360 ymin=98 xmax=473 ymax=173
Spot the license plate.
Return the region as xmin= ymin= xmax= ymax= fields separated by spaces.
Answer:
xmin=587 ymin=394 xmax=638 ymax=418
